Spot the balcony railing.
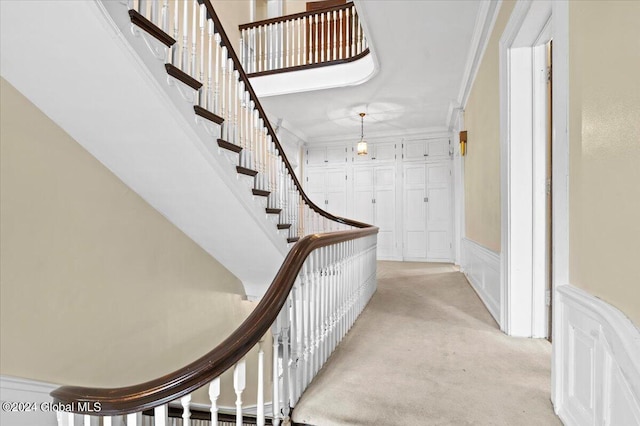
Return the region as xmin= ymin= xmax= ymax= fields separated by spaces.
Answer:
xmin=239 ymin=2 xmax=369 ymax=76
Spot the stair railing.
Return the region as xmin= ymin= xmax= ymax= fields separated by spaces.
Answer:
xmin=126 ymin=0 xmax=366 ymax=241
xmin=238 ymin=2 xmax=369 ymax=76
xmin=51 ymin=1 xmax=378 ymax=425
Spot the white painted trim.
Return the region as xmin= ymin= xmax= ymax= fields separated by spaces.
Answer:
xmin=449 ymin=0 xmax=503 ymax=130
xmin=554 ymin=285 xmax=640 ymax=425
xmin=250 ymin=51 xmax=378 ymax=98
xmin=498 ymin=0 xmax=568 ymax=338
xmin=309 ymin=127 xmax=450 ymax=145
xmin=452 ymin=110 xmax=465 ymax=266
xmin=461 ymin=238 xmax=500 ymax=323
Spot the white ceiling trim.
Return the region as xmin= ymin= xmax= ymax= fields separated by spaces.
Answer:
xmin=447 ymin=0 xmax=503 ymax=130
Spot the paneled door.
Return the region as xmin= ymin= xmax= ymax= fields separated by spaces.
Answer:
xmin=425 ymin=162 xmax=452 ymax=260
xmin=352 ymin=165 xmax=397 ymax=258
xmin=402 ymin=161 xmax=452 ymax=261
xmin=403 ymin=164 xmax=427 ymax=259
xmin=306 ymin=167 xmax=347 ymax=217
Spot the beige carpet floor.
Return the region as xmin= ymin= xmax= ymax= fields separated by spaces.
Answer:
xmin=291 ymin=261 xmax=561 ymax=426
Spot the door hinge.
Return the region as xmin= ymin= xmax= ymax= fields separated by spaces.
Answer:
xmin=547 ymin=66 xmax=552 ymax=82
xmin=306 ymin=177 xmax=308 ymax=182
xmin=424 ymin=197 xmax=428 ymax=203
xmin=545 ymin=290 xmax=552 ymax=306
xmin=546 ymin=178 xmax=552 ymax=195
xmin=345 ymin=174 xmax=348 ymax=180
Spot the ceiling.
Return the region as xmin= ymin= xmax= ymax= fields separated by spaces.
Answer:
xmin=259 ymin=0 xmax=483 ymax=144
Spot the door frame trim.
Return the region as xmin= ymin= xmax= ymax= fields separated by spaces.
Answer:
xmin=498 ymin=0 xmax=570 ymax=339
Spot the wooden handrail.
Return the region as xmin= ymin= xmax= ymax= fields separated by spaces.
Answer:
xmin=50 ymin=227 xmax=377 ymax=415
xmin=239 ymin=2 xmax=354 ymax=31
xmin=201 ymin=0 xmax=367 ymax=230
xmin=246 ymin=48 xmax=369 ymax=78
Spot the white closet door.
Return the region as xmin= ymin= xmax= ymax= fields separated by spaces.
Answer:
xmin=306 ymin=147 xmax=326 ymax=166
xmin=403 ymin=164 xmax=427 ymax=259
xmin=325 ymin=168 xmax=347 ymax=217
xmin=306 ymin=168 xmax=326 ymax=208
xmin=375 ymin=166 xmax=396 ymax=258
xmin=426 ymin=138 xmax=449 ymax=158
xmin=325 ymin=146 xmax=348 ymax=164
xmin=352 ymin=167 xmax=374 ymax=224
xmin=373 ymin=142 xmax=396 ymax=161
xmin=426 ymin=162 xmax=452 ymax=260
xmin=404 ymin=140 xmax=427 ymax=160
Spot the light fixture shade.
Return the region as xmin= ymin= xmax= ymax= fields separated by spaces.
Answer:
xmin=357 ymin=112 xmax=368 ymax=155
xmin=357 ymin=140 xmax=368 ymax=155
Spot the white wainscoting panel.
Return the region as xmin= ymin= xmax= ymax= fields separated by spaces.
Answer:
xmin=554 ymin=285 xmax=640 ymax=425
xmin=461 ymin=238 xmax=500 ymax=323
xmin=0 ymin=376 xmax=58 ymax=426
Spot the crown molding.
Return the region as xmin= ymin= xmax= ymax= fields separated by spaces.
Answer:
xmin=306 ymin=126 xmax=450 ymax=146
xmin=448 ymin=0 xmax=503 ymax=130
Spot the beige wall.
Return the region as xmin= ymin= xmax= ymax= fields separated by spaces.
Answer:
xmin=463 ymin=1 xmax=515 ymax=253
xmin=285 ymin=0 xmax=307 ymax=16
xmin=212 ymin=0 xmax=252 ymax=53
xmin=0 ymin=78 xmax=267 ymax=404
xmin=568 ymin=1 xmax=640 ymax=326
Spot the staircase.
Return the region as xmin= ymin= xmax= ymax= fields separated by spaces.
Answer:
xmin=2 ymin=0 xmax=378 ymax=425
xmin=1 ymin=0 xmax=317 ymax=298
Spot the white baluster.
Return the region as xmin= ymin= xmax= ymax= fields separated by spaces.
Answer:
xmin=154 ymin=405 xmax=167 ymax=426
xmin=198 ymin=3 xmax=205 ymax=106
xmin=333 ymin=10 xmax=338 ymax=60
xmin=150 ymin=0 xmax=158 ymax=24
xmin=209 ymin=377 xmax=221 ymax=425
xmin=339 ymin=9 xmax=343 ymax=59
xmin=83 ymin=414 xmax=90 ymax=426
xmin=179 ymin=394 xmax=191 ymax=426
xmin=272 ymin=313 xmax=282 ymax=426
xmin=234 ymin=361 xmax=246 ymax=426
xmin=219 ymin=46 xmax=227 ymax=137
xmin=297 ymin=18 xmax=302 ymax=66
xmin=232 ymin=70 xmax=239 ymax=144
xmin=356 ymin=11 xmax=362 ymax=54
xmin=66 ymin=413 xmax=75 ymax=426
xmin=138 ymin=0 xmax=147 ymax=17
xmin=126 ymin=412 xmax=138 ymax=426
xmin=214 ymin=34 xmax=221 ymax=114
xmin=351 ymin=6 xmax=356 ymax=57
xmin=282 ymin=296 xmax=291 ymax=420
xmin=320 ymin=13 xmax=325 ymax=62
xmin=171 ymin=0 xmax=179 ymax=64
xmin=191 ymin=0 xmax=197 ymax=76
xmin=227 ymin=58 xmax=233 ymax=140
xmin=181 ymin=0 xmax=188 ymax=71
xmin=314 ymin=14 xmax=319 ymax=63
xmin=161 ymin=0 xmax=168 ymax=32
xmin=103 ymin=416 xmax=112 ymax=426
xmin=290 ymin=282 xmax=300 ymax=404
xmin=207 ymin=20 xmax=213 ymax=110
xmin=257 ymin=340 xmax=265 ymax=426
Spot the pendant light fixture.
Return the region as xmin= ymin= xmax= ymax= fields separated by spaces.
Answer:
xmin=357 ymin=112 xmax=368 ymax=156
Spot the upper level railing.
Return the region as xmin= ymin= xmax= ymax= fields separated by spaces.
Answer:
xmin=238 ymin=2 xmax=369 ymax=76
xmin=50 ymin=1 xmax=378 ymax=425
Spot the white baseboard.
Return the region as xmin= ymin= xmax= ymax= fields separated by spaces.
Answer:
xmin=460 ymin=238 xmax=501 ymax=323
xmin=554 ymin=285 xmax=640 ymax=425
